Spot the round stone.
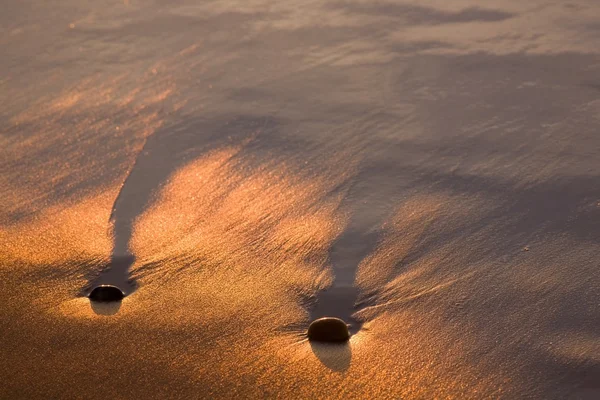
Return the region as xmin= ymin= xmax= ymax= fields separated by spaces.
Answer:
xmin=89 ymin=285 xmax=124 ymax=302
xmin=307 ymin=317 xmax=350 ymax=342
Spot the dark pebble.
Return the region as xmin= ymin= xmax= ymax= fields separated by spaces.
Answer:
xmin=89 ymin=285 xmax=124 ymax=302
xmin=307 ymin=317 xmax=350 ymax=342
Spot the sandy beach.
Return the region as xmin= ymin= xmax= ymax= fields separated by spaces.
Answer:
xmin=1 ymin=1 xmax=599 ymax=398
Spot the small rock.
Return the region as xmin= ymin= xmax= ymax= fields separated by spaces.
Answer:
xmin=89 ymin=285 xmax=124 ymax=302
xmin=307 ymin=317 xmax=350 ymax=342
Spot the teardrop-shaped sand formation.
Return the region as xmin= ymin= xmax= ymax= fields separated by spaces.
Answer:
xmin=307 ymin=317 xmax=350 ymax=342
xmin=89 ymin=285 xmax=124 ymax=302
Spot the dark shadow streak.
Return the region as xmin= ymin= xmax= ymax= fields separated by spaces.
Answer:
xmin=85 ymin=115 xmax=282 ymax=296
xmin=309 ymin=205 xmax=387 ymax=334
xmin=330 ymin=2 xmax=515 ymax=24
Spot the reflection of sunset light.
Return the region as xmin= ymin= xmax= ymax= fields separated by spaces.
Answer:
xmin=121 ymin=145 xmax=354 ymax=325
xmin=0 ymin=187 xmax=117 ymax=266
xmin=131 ymin=147 xmax=348 ymax=270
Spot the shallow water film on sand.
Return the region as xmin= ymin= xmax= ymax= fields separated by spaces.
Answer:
xmin=1 ymin=0 xmax=600 ymax=398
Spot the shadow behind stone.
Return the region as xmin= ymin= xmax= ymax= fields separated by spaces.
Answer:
xmin=86 ymin=254 xmax=137 ymax=296
xmin=310 ymin=285 xmax=363 ymax=334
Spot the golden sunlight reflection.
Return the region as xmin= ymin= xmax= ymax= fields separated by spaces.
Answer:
xmin=105 ymin=172 xmax=508 ymax=397
xmin=117 ymin=146 xmax=353 ymax=334
xmin=58 ymin=296 xmax=125 ymax=319
xmin=243 ymin=313 xmax=502 ymax=399
xmin=0 ymin=187 xmax=117 ymax=267
xmin=0 ymin=148 xmax=517 ymax=398
xmin=0 ymin=186 xmax=126 ymax=322
xmin=4 ymin=0 xmax=599 ymax=397
xmin=131 ymin=147 xmax=349 ymax=272
xmin=91 ymin=146 xmax=377 ymax=391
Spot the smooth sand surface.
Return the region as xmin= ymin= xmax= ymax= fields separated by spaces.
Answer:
xmin=1 ymin=1 xmax=600 ymax=398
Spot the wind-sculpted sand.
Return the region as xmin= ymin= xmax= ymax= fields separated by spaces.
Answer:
xmin=2 ymin=0 xmax=600 ymax=398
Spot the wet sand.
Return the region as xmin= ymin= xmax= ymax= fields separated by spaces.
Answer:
xmin=2 ymin=1 xmax=600 ymax=398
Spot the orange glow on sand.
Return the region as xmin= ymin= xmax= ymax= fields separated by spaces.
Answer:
xmin=0 ymin=187 xmax=117 ymax=267
xmin=131 ymin=147 xmax=350 ymax=270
